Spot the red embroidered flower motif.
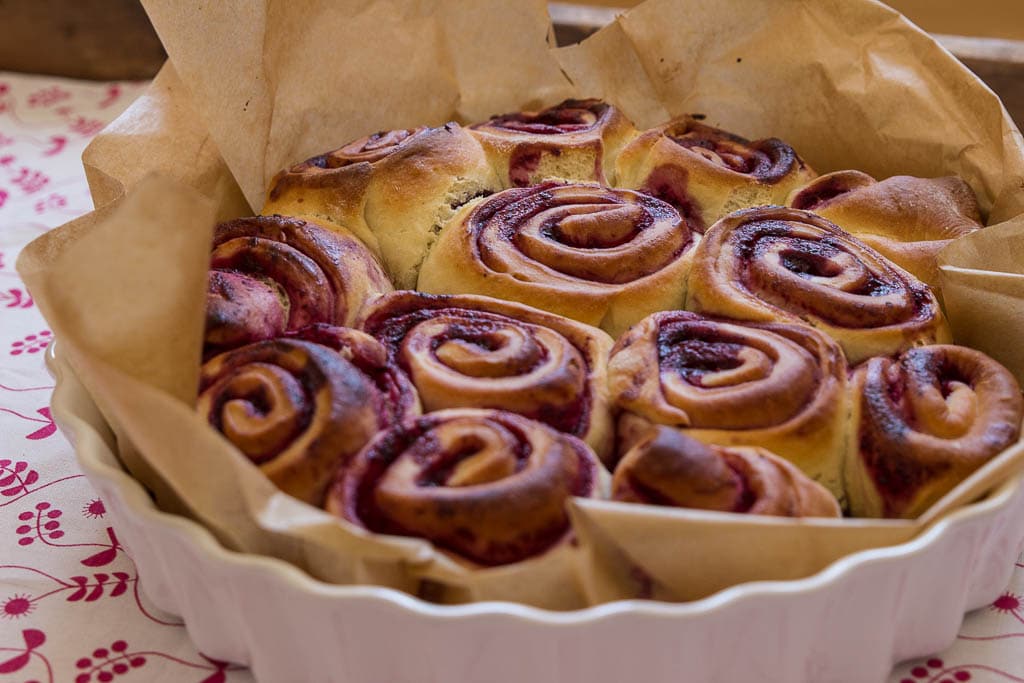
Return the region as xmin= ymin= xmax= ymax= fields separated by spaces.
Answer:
xmin=99 ymin=85 xmax=121 ymax=108
xmin=0 ymin=628 xmax=45 ymax=675
xmin=33 ymin=193 xmax=66 ymax=213
xmin=1 ymin=288 xmax=34 ymax=309
xmin=1 ymin=594 xmax=33 ymax=619
xmin=10 ymin=331 xmax=51 ymax=356
xmin=42 ymin=135 xmax=66 ymax=157
xmin=75 ymin=640 xmax=144 ymax=683
xmin=11 ymin=167 xmax=50 ymax=194
xmin=900 ymin=657 xmax=973 ymax=682
xmin=992 ymin=591 xmax=1021 ymax=614
xmin=69 ymin=117 xmax=104 ymax=137
xmin=27 ymin=85 xmax=70 ymax=107
xmin=83 ymin=498 xmax=106 ymax=519
xmin=15 ymin=501 xmax=63 ymax=546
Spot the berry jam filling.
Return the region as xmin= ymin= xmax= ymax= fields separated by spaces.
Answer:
xmin=790 ymin=175 xmax=858 ymax=210
xmin=363 ymin=299 xmax=594 ymax=437
xmin=658 ymin=337 xmax=744 ymax=386
xmin=641 ymin=165 xmax=706 ymax=233
xmin=541 ymin=204 xmax=646 ymax=249
xmin=414 ymin=432 xmax=529 ymax=488
xmin=481 ymin=100 xmax=605 ymax=135
xmin=779 ymin=248 xmax=844 ymax=280
xmin=668 ymin=125 xmax=796 ymax=183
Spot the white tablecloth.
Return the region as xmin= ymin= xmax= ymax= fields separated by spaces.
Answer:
xmin=0 ymin=71 xmax=1021 ymax=683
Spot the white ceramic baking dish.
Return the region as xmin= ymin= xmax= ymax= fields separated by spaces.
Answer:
xmin=47 ymin=345 xmax=1024 ymax=683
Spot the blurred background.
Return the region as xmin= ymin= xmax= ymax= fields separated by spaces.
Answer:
xmin=0 ymin=0 xmax=1019 ymax=124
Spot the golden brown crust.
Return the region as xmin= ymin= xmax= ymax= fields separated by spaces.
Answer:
xmin=469 ymin=99 xmax=638 ymax=188
xmin=418 ymin=182 xmax=697 ymax=338
xmin=326 ymin=409 xmax=602 ymax=566
xmin=685 ymin=206 xmax=951 ymax=363
xmin=197 ymin=337 xmax=419 ymax=505
xmin=204 ymin=215 xmax=392 ymax=355
xmin=608 ymin=311 xmax=848 ymax=499
xmin=263 ymin=123 xmax=498 ymax=288
xmin=612 ymin=426 xmax=840 ymax=517
xmin=615 ymin=116 xmax=817 ymax=232
xmin=848 ymin=345 xmax=1023 ymax=518
xmin=787 ymin=171 xmax=982 ymax=288
xmin=359 ymin=290 xmax=615 ymax=464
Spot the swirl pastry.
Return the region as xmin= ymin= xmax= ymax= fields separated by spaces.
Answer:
xmin=360 ymin=290 xmax=614 ymax=463
xmin=198 ymin=337 xmax=418 ymax=504
xmin=204 ymin=215 xmax=391 ymax=355
xmin=326 ymin=409 xmax=602 ymax=566
xmin=263 ymin=123 xmax=498 ymax=288
xmin=608 ymin=311 xmax=848 ymax=498
xmin=418 ymin=182 xmax=697 ymax=338
xmin=469 ymin=98 xmax=637 ymax=188
xmin=686 ymin=206 xmax=951 ymax=363
xmin=848 ymin=345 xmax=1023 ymax=519
xmin=615 ymin=116 xmax=817 ymax=233
xmin=787 ymin=171 xmax=983 ymax=289
xmin=612 ymin=426 xmax=840 ymax=517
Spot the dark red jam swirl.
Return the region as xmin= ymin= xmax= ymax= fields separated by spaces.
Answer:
xmin=474 ymin=99 xmax=608 ymax=136
xmin=788 ymin=170 xmax=875 ymax=211
xmin=330 ymin=410 xmax=598 ymax=565
xmin=198 ymin=339 xmax=410 ymax=504
xmin=613 ymin=426 xmax=839 ymax=517
xmin=204 ymin=216 xmax=387 ymax=355
xmin=635 ymin=311 xmax=823 ymax=429
xmin=857 ymin=345 xmax=1023 ymax=517
xmin=361 ymin=293 xmax=594 ymax=436
xmin=295 ymin=126 xmax=428 ymax=170
xmin=666 ymin=119 xmax=799 ymax=184
xmin=469 ymin=182 xmax=692 ymax=286
xmin=722 ymin=208 xmax=933 ymax=329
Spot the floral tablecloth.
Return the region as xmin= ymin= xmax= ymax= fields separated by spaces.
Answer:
xmin=0 ymin=71 xmax=1022 ymax=683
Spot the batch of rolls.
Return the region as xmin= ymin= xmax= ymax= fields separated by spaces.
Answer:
xmin=199 ymin=98 xmax=1024 ymax=568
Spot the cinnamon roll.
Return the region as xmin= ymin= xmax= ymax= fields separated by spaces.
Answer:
xmin=608 ymin=311 xmax=848 ymax=498
xmin=616 ymin=116 xmax=816 ymax=232
xmin=326 ymin=409 xmax=603 ymax=566
xmin=418 ymin=182 xmax=697 ymax=338
xmin=469 ymin=98 xmax=637 ymax=188
xmin=204 ymin=215 xmax=391 ymax=355
xmin=360 ymin=291 xmax=614 ymax=464
xmin=263 ymin=123 xmax=498 ymax=288
xmin=848 ymin=345 xmax=1023 ymax=518
xmin=198 ymin=337 xmax=419 ymax=504
xmin=787 ymin=171 xmax=982 ymax=289
xmin=686 ymin=206 xmax=951 ymax=363
xmin=612 ymin=426 xmax=840 ymax=517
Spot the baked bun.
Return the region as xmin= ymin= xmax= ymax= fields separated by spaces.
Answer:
xmin=198 ymin=336 xmax=419 ymax=505
xmin=608 ymin=311 xmax=848 ymax=499
xmin=685 ymin=206 xmax=951 ymax=363
xmin=418 ymin=182 xmax=697 ymax=338
xmin=612 ymin=426 xmax=840 ymax=517
xmin=787 ymin=171 xmax=982 ymax=288
xmin=360 ymin=290 xmax=614 ymax=464
xmin=848 ymin=345 xmax=1023 ymax=518
xmin=263 ymin=123 xmax=498 ymax=288
xmin=616 ymin=116 xmax=816 ymax=232
xmin=469 ymin=98 xmax=637 ymax=188
xmin=204 ymin=215 xmax=391 ymax=355
xmin=326 ymin=409 xmax=602 ymax=565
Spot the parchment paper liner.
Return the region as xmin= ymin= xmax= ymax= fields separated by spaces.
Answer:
xmin=17 ymin=0 xmax=1024 ymax=609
